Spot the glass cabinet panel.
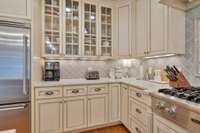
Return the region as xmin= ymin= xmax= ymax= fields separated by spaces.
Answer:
xmin=64 ymin=0 xmax=80 ymax=56
xmin=100 ymin=6 xmax=112 ymax=57
xmin=44 ymin=0 xmax=61 ymax=55
xmin=83 ymin=3 xmax=97 ymax=56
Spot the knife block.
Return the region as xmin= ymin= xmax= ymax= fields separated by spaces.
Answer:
xmin=169 ymin=72 xmax=191 ymax=88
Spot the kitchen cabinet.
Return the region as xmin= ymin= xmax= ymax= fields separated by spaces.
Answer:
xmin=100 ymin=4 xmax=113 ymax=57
xmin=64 ymin=0 xmax=81 ymax=57
xmin=149 ymin=0 xmax=168 ymax=56
xmin=109 ymin=84 xmax=121 ymax=122
xmin=35 ymin=99 xmax=63 ymax=133
xmin=154 ymin=115 xmax=189 ymax=133
xmin=134 ymin=0 xmax=149 ymax=57
xmin=82 ymin=0 xmax=98 ymax=57
xmin=63 ymin=96 xmax=87 ymax=131
xmin=42 ymin=0 xmax=63 ymax=57
xmin=116 ymin=0 xmax=132 ymax=58
xmin=120 ymin=84 xmax=129 ymax=128
xmin=134 ymin=0 xmax=185 ymax=57
xmin=88 ymin=94 xmax=108 ymax=127
xmin=0 ymin=0 xmax=31 ymax=20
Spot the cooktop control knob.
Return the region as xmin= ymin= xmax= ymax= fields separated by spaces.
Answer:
xmin=156 ymin=102 xmax=166 ymax=110
xmin=165 ymin=105 xmax=176 ymax=115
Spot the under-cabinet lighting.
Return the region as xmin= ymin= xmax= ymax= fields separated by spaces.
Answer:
xmin=144 ymin=54 xmax=176 ymax=59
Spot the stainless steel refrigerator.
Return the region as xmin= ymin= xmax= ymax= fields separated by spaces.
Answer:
xmin=0 ymin=21 xmax=31 ymax=133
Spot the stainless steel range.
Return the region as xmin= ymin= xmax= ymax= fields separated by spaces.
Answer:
xmin=152 ymin=87 xmax=200 ymax=133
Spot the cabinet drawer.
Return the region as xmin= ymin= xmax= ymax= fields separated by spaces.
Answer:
xmin=130 ymin=116 xmax=147 ymax=133
xmin=129 ymin=87 xmax=152 ymax=106
xmin=129 ymin=98 xmax=147 ymax=125
xmin=88 ymin=84 xmax=108 ymax=95
xmin=64 ymin=86 xmax=87 ymax=97
xmin=35 ymin=87 xmax=62 ymax=99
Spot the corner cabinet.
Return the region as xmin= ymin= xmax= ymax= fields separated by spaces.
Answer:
xmin=116 ymin=0 xmax=132 ymax=58
xmin=134 ymin=0 xmax=185 ymax=57
xmin=42 ymin=0 xmax=114 ymax=59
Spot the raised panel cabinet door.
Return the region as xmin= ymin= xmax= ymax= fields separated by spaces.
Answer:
xmin=117 ymin=1 xmax=132 ymax=58
xmin=135 ymin=0 xmax=149 ymax=57
xmin=154 ymin=119 xmax=178 ymax=133
xmin=120 ymin=85 xmax=129 ymax=128
xmin=63 ymin=96 xmax=87 ymax=131
xmin=0 ymin=0 xmax=31 ymax=19
xmin=149 ymin=0 xmax=168 ymax=55
xmin=35 ymin=99 xmax=63 ymax=133
xmin=88 ymin=94 xmax=108 ymax=126
xmin=109 ymin=84 xmax=120 ymax=122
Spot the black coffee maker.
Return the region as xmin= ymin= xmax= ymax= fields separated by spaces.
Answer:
xmin=43 ymin=62 xmax=60 ymax=81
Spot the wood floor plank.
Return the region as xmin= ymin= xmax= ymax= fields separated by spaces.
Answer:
xmin=81 ymin=125 xmax=130 ymax=133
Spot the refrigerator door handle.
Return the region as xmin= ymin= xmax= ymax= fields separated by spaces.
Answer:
xmin=0 ymin=104 xmax=27 ymax=112
xmin=23 ymin=35 xmax=29 ymax=96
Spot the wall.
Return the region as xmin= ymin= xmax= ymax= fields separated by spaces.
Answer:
xmin=143 ymin=6 xmax=200 ymax=86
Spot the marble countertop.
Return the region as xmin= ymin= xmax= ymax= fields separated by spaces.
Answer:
xmin=34 ymin=78 xmax=200 ymax=114
xmin=34 ymin=78 xmax=170 ymax=93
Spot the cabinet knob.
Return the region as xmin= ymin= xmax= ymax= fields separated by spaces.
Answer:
xmin=72 ymin=89 xmax=79 ymax=94
xmin=95 ymin=88 xmax=102 ymax=92
xmin=135 ymin=127 xmax=141 ymax=133
xmin=136 ymin=108 xmax=142 ymax=114
xmin=136 ymin=93 xmax=142 ymax=98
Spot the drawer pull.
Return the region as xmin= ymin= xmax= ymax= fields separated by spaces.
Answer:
xmin=191 ymin=118 xmax=200 ymax=125
xmin=45 ymin=91 xmax=54 ymax=96
xmin=135 ymin=127 xmax=141 ymax=133
xmin=95 ymin=88 xmax=102 ymax=92
xmin=136 ymin=93 xmax=142 ymax=97
xmin=72 ymin=89 xmax=79 ymax=94
xmin=136 ymin=108 xmax=142 ymax=114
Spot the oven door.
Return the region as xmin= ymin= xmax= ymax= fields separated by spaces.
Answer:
xmin=0 ymin=102 xmax=30 ymax=133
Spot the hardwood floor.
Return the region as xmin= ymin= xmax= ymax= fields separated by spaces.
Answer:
xmin=81 ymin=125 xmax=130 ymax=133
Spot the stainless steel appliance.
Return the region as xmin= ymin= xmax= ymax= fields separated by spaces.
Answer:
xmin=85 ymin=71 xmax=100 ymax=80
xmin=0 ymin=21 xmax=31 ymax=133
xmin=152 ymin=87 xmax=200 ymax=133
xmin=43 ymin=62 xmax=60 ymax=81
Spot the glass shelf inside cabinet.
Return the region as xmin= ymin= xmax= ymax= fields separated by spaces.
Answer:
xmin=101 ymin=7 xmax=112 ymax=57
xmin=84 ymin=3 xmax=97 ymax=56
xmin=65 ymin=0 xmax=80 ymax=56
xmin=44 ymin=0 xmax=61 ymax=55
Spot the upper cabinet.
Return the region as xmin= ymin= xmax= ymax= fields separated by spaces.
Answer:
xmin=83 ymin=1 xmax=98 ymax=57
xmin=0 ymin=0 xmax=31 ymax=20
xmin=43 ymin=0 xmax=62 ymax=57
xmin=134 ymin=0 xmax=185 ymax=58
xmin=116 ymin=0 xmax=132 ymax=58
xmin=42 ymin=0 xmax=114 ymax=59
xmin=64 ymin=0 xmax=81 ymax=57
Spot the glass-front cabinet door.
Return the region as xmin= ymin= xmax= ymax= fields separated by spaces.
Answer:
xmin=43 ymin=0 xmax=62 ymax=56
xmin=83 ymin=2 xmax=98 ymax=57
xmin=100 ymin=6 xmax=113 ymax=57
xmin=64 ymin=0 xmax=81 ymax=56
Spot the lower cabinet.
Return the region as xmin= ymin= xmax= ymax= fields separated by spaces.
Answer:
xmin=121 ymin=84 xmax=129 ymax=128
xmin=63 ymin=96 xmax=87 ymax=131
xmin=153 ymin=114 xmax=188 ymax=133
xmin=35 ymin=99 xmax=63 ymax=133
xmin=109 ymin=84 xmax=121 ymax=122
xmin=88 ymin=94 xmax=108 ymax=127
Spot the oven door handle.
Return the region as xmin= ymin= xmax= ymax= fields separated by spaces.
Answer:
xmin=0 ymin=104 xmax=27 ymax=112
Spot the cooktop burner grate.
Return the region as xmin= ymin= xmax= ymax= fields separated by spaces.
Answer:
xmin=158 ymin=87 xmax=200 ymax=103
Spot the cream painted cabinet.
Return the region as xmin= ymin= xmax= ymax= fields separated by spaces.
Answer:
xmin=149 ymin=0 xmax=168 ymax=56
xmin=134 ymin=0 xmax=149 ymax=57
xmin=109 ymin=84 xmax=120 ymax=122
xmin=88 ymin=94 xmax=108 ymax=126
xmin=121 ymin=84 xmax=129 ymax=127
xmin=63 ymin=96 xmax=87 ymax=131
xmin=0 ymin=0 xmax=31 ymax=19
xmin=116 ymin=0 xmax=132 ymax=58
xmin=35 ymin=99 xmax=63 ymax=133
xmin=154 ymin=115 xmax=188 ymax=133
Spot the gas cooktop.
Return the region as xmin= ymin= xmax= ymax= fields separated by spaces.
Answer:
xmin=158 ymin=87 xmax=200 ymax=104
